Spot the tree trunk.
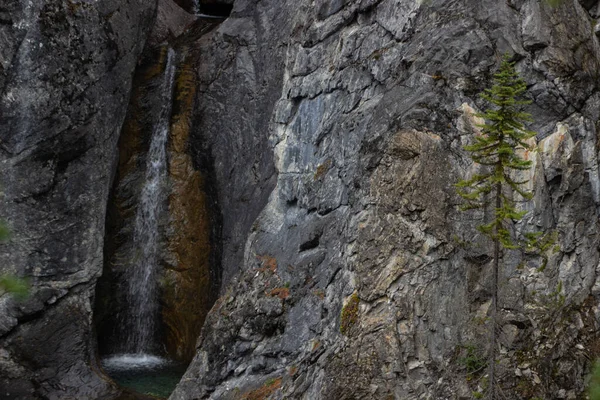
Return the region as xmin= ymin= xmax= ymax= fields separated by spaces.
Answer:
xmin=489 ymin=180 xmax=501 ymax=400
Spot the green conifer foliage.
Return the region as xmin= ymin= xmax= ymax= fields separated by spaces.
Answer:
xmin=456 ymin=55 xmax=538 ymax=400
xmin=456 ymin=55 xmax=537 ymax=243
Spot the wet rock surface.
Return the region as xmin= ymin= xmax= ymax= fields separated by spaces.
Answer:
xmin=0 ymin=0 xmax=156 ymax=398
xmin=171 ymin=0 xmax=600 ymax=399
xmin=149 ymin=0 xmax=196 ymax=47
xmin=96 ymin=34 xmax=221 ymax=363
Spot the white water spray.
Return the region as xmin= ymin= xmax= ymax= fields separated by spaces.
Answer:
xmin=192 ymin=0 xmax=200 ymax=15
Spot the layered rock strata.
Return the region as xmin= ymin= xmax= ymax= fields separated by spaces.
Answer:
xmin=172 ymin=0 xmax=600 ymax=399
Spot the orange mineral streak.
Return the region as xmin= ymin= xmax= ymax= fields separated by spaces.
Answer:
xmin=267 ymin=287 xmax=289 ymax=300
xmin=163 ymin=56 xmax=214 ymax=362
xmin=237 ymin=378 xmax=282 ymax=400
xmin=257 ymin=255 xmax=278 ymax=273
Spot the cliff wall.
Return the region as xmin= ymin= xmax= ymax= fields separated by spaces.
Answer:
xmin=172 ymin=0 xmax=600 ymax=398
xmin=1 ymin=0 xmax=600 ymax=398
xmin=0 ymin=0 xmax=156 ymax=397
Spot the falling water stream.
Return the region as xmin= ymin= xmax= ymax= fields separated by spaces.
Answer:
xmin=192 ymin=0 xmax=200 ymax=16
xmin=101 ymin=48 xmax=183 ymax=398
xmin=125 ymin=47 xmax=176 ymax=355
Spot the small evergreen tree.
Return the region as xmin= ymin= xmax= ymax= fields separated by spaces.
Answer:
xmin=456 ymin=55 xmax=540 ymax=400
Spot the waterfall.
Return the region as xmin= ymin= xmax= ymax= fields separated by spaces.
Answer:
xmin=192 ymin=0 xmax=200 ymax=15
xmin=124 ymin=48 xmax=177 ymax=355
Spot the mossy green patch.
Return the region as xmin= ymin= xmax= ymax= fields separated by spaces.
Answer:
xmin=340 ymin=292 xmax=359 ymax=336
xmin=588 ymin=360 xmax=600 ymax=400
xmin=0 ymin=275 xmax=29 ymax=300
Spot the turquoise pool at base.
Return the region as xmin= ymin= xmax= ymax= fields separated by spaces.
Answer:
xmin=102 ymin=354 xmax=187 ymax=399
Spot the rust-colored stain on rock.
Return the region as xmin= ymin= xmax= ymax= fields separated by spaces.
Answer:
xmin=163 ymin=56 xmax=214 ymax=361
xmin=101 ymin=49 xmax=214 ymax=362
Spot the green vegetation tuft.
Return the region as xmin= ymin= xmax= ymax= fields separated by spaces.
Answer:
xmin=0 ymin=275 xmax=29 ymax=300
xmin=589 ymin=360 xmax=600 ymax=400
xmin=0 ymin=221 xmax=29 ymax=300
xmin=459 ymin=344 xmax=487 ymax=375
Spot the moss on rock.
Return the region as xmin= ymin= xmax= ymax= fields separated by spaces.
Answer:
xmin=340 ymin=292 xmax=359 ymax=336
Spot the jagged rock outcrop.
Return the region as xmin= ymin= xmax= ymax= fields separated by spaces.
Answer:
xmin=149 ymin=0 xmax=196 ymax=47
xmin=184 ymin=5 xmax=283 ymax=286
xmin=171 ymin=0 xmax=600 ymax=399
xmin=0 ymin=0 xmax=156 ymax=398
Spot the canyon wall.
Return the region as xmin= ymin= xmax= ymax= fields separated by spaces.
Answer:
xmin=172 ymin=0 xmax=600 ymax=398
xmin=1 ymin=0 xmax=600 ymax=398
xmin=0 ymin=0 xmax=156 ymax=397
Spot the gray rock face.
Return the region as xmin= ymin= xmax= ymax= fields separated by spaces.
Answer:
xmin=172 ymin=0 xmax=600 ymax=398
xmin=149 ymin=0 xmax=196 ymax=47
xmin=186 ymin=4 xmax=288 ymax=285
xmin=0 ymin=0 xmax=156 ymax=398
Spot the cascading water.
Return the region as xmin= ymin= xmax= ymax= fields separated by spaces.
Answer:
xmin=192 ymin=0 xmax=200 ymax=15
xmin=123 ymin=47 xmax=177 ymax=355
xmin=101 ymin=49 xmax=177 ymax=389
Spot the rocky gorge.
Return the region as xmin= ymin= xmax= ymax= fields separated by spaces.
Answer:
xmin=1 ymin=0 xmax=600 ymax=399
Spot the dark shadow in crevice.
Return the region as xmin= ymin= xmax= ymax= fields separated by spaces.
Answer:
xmin=299 ymin=234 xmax=321 ymax=252
xmin=189 ymin=126 xmax=223 ymax=300
xmin=198 ymin=3 xmax=233 ymax=17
